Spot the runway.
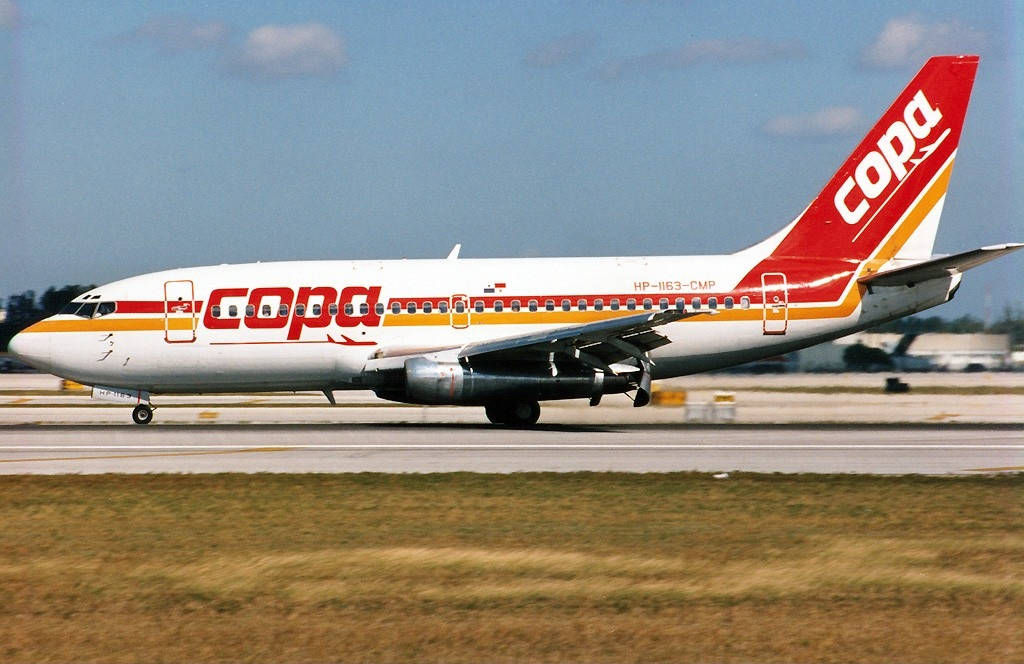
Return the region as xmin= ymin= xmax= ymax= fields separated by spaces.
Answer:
xmin=0 ymin=423 xmax=1020 ymax=475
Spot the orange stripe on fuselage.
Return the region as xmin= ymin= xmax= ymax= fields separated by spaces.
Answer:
xmin=21 ymin=318 xmax=195 ymax=333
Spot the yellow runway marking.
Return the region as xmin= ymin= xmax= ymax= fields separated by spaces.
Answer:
xmin=0 ymin=447 xmax=292 ymax=464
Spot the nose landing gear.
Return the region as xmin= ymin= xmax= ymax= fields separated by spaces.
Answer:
xmin=132 ymin=404 xmax=154 ymax=425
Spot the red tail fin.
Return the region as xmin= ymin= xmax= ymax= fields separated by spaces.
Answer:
xmin=734 ymin=56 xmax=979 ymax=305
xmin=757 ymin=55 xmax=978 ymax=263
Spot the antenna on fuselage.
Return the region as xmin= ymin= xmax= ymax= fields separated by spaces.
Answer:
xmin=446 ymin=244 xmax=461 ymax=260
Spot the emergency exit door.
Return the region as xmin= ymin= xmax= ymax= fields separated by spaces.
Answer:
xmin=760 ymin=272 xmax=788 ymax=335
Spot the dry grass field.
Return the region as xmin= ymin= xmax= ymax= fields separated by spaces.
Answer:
xmin=0 ymin=472 xmax=1021 ymax=663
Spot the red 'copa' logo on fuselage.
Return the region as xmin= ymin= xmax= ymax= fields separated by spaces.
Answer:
xmin=203 ymin=286 xmax=383 ymax=340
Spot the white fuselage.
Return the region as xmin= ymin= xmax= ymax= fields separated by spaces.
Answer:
xmin=14 ymin=252 xmax=955 ymax=394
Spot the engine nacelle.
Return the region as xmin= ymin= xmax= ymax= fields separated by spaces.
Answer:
xmin=376 ymin=357 xmax=632 ymax=406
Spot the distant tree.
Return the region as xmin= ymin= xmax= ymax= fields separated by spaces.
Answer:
xmin=989 ymin=305 xmax=1024 ymax=346
xmin=947 ymin=314 xmax=985 ymax=334
xmin=39 ymin=285 xmax=94 ymax=316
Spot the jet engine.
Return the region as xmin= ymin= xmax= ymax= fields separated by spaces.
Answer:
xmin=373 ymin=357 xmax=633 ymax=406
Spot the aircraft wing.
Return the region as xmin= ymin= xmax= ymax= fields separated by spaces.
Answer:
xmin=859 ymin=243 xmax=1023 ymax=288
xmin=458 ymin=309 xmax=695 ymax=372
xmin=362 ymin=309 xmax=698 ymax=406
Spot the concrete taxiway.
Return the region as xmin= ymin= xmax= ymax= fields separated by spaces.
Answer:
xmin=0 ymin=423 xmax=1019 ymax=475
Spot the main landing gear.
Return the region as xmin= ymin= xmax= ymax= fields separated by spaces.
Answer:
xmin=132 ymin=404 xmax=154 ymax=425
xmin=484 ymin=399 xmax=541 ymax=427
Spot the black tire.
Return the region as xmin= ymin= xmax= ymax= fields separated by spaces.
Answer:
xmin=505 ymin=399 xmax=541 ymax=427
xmin=132 ymin=404 xmax=154 ymax=425
xmin=484 ymin=402 xmax=507 ymax=425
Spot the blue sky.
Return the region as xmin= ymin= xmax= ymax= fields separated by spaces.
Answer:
xmin=1 ymin=1 xmax=1020 ymax=321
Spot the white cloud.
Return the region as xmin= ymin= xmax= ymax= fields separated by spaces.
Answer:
xmin=0 ymin=0 xmax=19 ymax=30
xmin=131 ymin=16 xmax=228 ymax=51
xmin=762 ymin=106 xmax=862 ymax=138
xmin=599 ymin=38 xmax=805 ymax=80
xmin=861 ymin=16 xmax=986 ymax=69
xmin=235 ymin=23 xmax=346 ymax=78
xmin=525 ymin=32 xmax=594 ymax=68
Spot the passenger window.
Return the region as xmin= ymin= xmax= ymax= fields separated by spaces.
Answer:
xmin=329 ymin=303 xmax=339 ymax=316
xmin=691 ymin=298 xmax=701 ymax=310
xmin=594 ymin=299 xmax=603 ymax=311
xmin=475 ymin=301 xmax=485 ymax=313
xmin=295 ymin=304 xmax=305 ymax=316
xmin=343 ymin=303 xmax=353 ymax=316
xmin=439 ymin=301 xmax=449 ymax=314
xmin=708 ymin=297 xmax=718 ymax=309
xmin=511 ymin=300 xmax=521 ymax=312
xmin=311 ymin=304 xmax=321 ymax=316
xmin=494 ymin=300 xmax=503 ymax=312
xmin=642 ymin=298 xmax=653 ymax=310
xmin=675 ymin=297 xmax=685 ymax=311
xmin=407 ymin=302 xmax=417 ymax=313
xmin=375 ymin=303 xmax=385 ymax=315
xmin=724 ymin=297 xmax=734 ymax=309
xmin=610 ymin=299 xmax=619 ymax=311
xmin=97 ymin=302 xmax=116 ymax=316
xmin=626 ymin=298 xmax=636 ymax=311
xmin=528 ymin=300 xmax=538 ymax=312
xmin=360 ymin=303 xmax=369 ymax=315
xmin=544 ymin=299 xmax=554 ymax=311
xmin=246 ymin=304 xmax=256 ymax=317
xmin=211 ymin=305 xmax=221 ymax=318
xmin=455 ymin=301 xmax=465 ymax=313
xmin=423 ymin=301 xmax=433 ymax=314
xmin=391 ymin=302 xmax=401 ymax=314
xmin=659 ymin=298 xmax=669 ymax=310
xmin=561 ymin=299 xmax=571 ymax=311
xmin=229 ymin=304 xmax=239 ymax=317
xmin=740 ymin=296 xmax=750 ymax=310
xmin=577 ymin=299 xmax=587 ymax=311
xmin=261 ymin=304 xmax=272 ymax=317
xmin=279 ymin=304 xmax=289 ymax=317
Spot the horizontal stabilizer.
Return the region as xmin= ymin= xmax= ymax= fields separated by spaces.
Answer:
xmin=858 ymin=243 xmax=1023 ymax=288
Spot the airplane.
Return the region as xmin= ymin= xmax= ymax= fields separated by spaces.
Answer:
xmin=8 ymin=55 xmax=1021 ymax=425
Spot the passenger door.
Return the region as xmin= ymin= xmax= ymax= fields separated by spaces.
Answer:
xmin=164 ymin=280 xmax=197 ymax=343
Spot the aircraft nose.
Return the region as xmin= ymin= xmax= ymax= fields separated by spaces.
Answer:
xmin=7 ymin=331 xmax=52 ymax=372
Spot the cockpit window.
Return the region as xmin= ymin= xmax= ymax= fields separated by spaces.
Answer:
xmin=61 ymin=300 xmax=113 ymax=318
xmin=76 ymin=302 xmax=98 ymax=318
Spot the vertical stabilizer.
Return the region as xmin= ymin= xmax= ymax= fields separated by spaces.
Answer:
xmin=740 ymin=55 xmax=978 ymax=273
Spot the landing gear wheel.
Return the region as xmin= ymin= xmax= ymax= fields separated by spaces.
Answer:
xmin=485 ymin=399 xmax=541 ymax=427
xmin=484 ymin=403 xmax=506 ymax=425
xmin=132 ymin=404 xmax=154 ymax=425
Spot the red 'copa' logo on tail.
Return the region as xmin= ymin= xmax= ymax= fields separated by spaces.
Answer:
xmin=834 ymin=90 xmax=946 ymax=226
xmin=203 ymin=286 xmax=383 ymax=340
